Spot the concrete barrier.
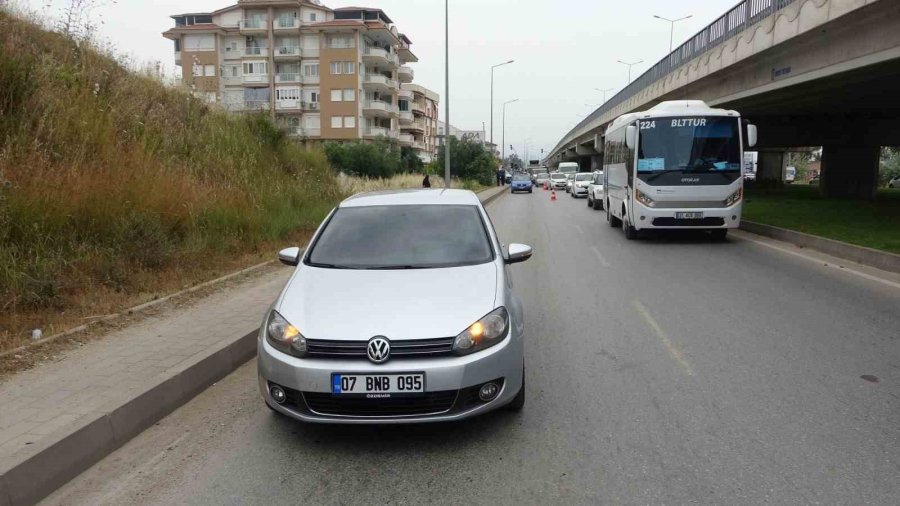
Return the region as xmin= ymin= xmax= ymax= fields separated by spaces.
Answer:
xmin=740 ymin=220 xmax=900 ymax=274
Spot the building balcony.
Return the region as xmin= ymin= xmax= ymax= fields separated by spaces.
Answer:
xmin=398 ymin=110 xmax=413 ymax=124
xmin=362 ymin=46 xmax=399 ymax=68
xmin=274 ymin=46 xmax=301 ymax=59
xmin=411 ymin=102 xmax=426 ymax=115
xmin=397 ymin=89 xmax=413 ymax=101
xmin=363 ymin=100 xmax=397 ymax=118
xmin=302 ymin=101 xmax=320 ymax=111
xmin=244 ymin=100 xmax=270 ymax=111
xmin=299 ymin=127 xmax=320 ymax=138
xmin=412 ymin=141 xmax=427 ymax=151
xmin=240 ymin=18 xmax=268 ymax=32
xmin=407 ymin=119 xmax=425 ymax=133
xmin=399 ymin=133 xmax=413 ymax=146
xmin=242 ymin=74 xmax=269 ymax=85
xmin=275 ymin=73 xmax=301 ymax=83
xmin=242 ymin=46 xmax=268 ymax=57
xmin=362 ymin=74 xmax=397 ymax=93
xmin=222 ymin=75 xmax=242 ymax=86
xmin=364 ymin=127 xmax=398 ymax=139
xmin=274 ymin=17 xmax=300 ymax=30
xmin=398 ymin=66 xmax=414 ymax=83
xmin=276 ymin=99 xmax=302 ymax=111
xmin=303 ymin=47 xmax=320 ymax=59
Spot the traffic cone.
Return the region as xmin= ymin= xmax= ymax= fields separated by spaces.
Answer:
xmin=551 ymin=190 xmax=557 ymax=201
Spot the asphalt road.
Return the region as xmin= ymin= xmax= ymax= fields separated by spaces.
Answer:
xmin=45 ymin=188 xmax=900 ymax=505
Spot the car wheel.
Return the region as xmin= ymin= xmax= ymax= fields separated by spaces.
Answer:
xmin=529 ymin=189 xmax=533 ymax=193
xmin=623 ymin=216 xmax=638 ymax=240
xmin=507 ymin=365 xmax=525 ymax=412
xmin=608 ymin=208 xmax=621 ymax=227
xmin=593 ymin=197 xmax=603 ymax=210
xmin=710 ymin=229 xmax=728 ymax=241
xmin=587 ymin=195 xmax=593 ymax=207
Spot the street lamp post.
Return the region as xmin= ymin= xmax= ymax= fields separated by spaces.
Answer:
xmin=653 ymin=14 xmax=693 ymax=53
xmin=444 ymin=0 xmax=451 ymax=188
xmin=595 ymin=87 xmax=613 ymax=104
xmin=617 ymin=59 xmax=643 ymax=84
xmin=501 ymin=98 xmax=519 ymax=163
xmin=490 ymin=60 xmax=514 ymax=149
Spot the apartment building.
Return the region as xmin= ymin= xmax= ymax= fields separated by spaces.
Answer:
xmin=163 ymin=1 xmax=439 ymax=161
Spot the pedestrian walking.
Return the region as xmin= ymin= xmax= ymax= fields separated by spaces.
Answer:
xmin=497 ymin=168 xmax=505 ymax=187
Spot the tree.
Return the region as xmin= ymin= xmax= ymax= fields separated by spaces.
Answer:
xmin=435 ymin=136 xmax=497 ymax=186
xmin=880 ymin=147 xmax=900 ymax=187
xmin=504 ymin=153 xmax=524 ymax=171
xmin=324 ymin=138 xmax=401 ymax=178
xmin=400 ymin=146 xmax=423 ymax=173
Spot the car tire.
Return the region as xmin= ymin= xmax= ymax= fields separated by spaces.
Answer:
xmin=507 ymin=366 xmax=525 ymax=412
xmin=593 ymin=197 xmax=603 ymax=210
xmin=587 ymin=195 xmax=593 ymax=207
xmin=623 ymin=217 xmax=638 ymax=240
xmin=710 ymin=229 xmax=728 ymax=241
xmin=608 ymin=209 xmax=622 ymax=228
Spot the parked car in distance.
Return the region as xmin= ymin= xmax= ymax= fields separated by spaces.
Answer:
xmin=548 ymin=172 xmax=568 ymax=190
xmin=260 ymin=189 xmax=531 ymax=424
xmin=504 ymin=171 xmax=512 ymax=184
xmin=510 ymin=173 xmax=533 ymax=193
xmin=889 ymin=176 xmax=900 ymax=188
xmin=565 ymin=174 xmax=575 ymax=193
xmin=587 ymin=172 xmax=605 ymax=210
xmin=570 ymin=172 xmax=593 ymax=198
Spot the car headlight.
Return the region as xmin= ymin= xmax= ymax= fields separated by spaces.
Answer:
xmin=452 ymin=307 xmax=509 ymax=356
xmin=266 ymin=310 xmax=308 ymax=357
xmin=724 ymin=188 xmax=743 ymax=206
xmin=635 ymin=188 xmax=655 ymax=207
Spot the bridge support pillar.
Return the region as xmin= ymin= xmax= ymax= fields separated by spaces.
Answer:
xmin=578 ymin=156 xmax=592 ymax=172
xmin=819 ymin=145 xmax=879 ymax=200
xmin=756 ymin=150 xmax=785 ymax=188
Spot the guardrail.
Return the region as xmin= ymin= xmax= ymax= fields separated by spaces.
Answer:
xmin=553 ymin=0 xmax=796 ymax=155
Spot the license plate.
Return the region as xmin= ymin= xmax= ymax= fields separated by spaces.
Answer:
xmin=331 ymin=373 xmax=425 ymax=397
xmin=676 ymin=212 xmax=704 ymax=219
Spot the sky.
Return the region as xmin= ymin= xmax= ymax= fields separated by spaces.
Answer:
xmin=17 ymin=0 xmax=737 ymax=160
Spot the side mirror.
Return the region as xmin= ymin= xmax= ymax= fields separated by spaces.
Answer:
xmin=505 ymin=243 xmax=533 ymax=265
xmin=746 ymin=124 xmax=758 ymax=148
xmin=278 ymin=247 xmax=303 ymax=267
xmin=625 ymin=125 xmax=637 ymax=150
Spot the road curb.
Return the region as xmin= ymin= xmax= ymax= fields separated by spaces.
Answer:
xmin=0 ymin=330 xmax=259 ymax=506
xmin=740 ymin=221 xmax=900 ymax=274
xmin=0 ymin=185 xmax=504 ymax=506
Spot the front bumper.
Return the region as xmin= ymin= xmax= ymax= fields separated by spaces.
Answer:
xmin=631 ymin=202 xmax=742 ymax=230
xmin=511 ymin=185 xmax=532 ymax=191
xmin=258 ymin=328 xmax=524 ymax=424
xmin=572 ymin=186 xmax=588 ymax=196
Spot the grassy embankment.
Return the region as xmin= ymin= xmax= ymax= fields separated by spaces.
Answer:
xmin=743 ymin=185 xmax=900 ymax=254
xmin=0 ymin=10 xmax=343 ymax=351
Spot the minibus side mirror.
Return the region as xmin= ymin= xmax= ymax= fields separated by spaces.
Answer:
xmin=746 ymin=124 xmax=758 ymax=148
xmin=625 ymin=126 xmax=637 ymax=150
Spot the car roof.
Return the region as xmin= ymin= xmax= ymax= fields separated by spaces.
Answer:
xmin=339 ymin=189 xmax=481 ymax=208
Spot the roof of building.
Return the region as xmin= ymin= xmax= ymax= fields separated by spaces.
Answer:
xmin=340 ymin=189 xmax=479 ymax=208
xmin=333 ymin=6 xmax=393 ymax=23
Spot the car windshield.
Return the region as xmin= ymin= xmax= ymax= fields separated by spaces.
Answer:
xmin=512 ymin=175 xmax=530 ymax=181
xmin=307 ymin=205 xmax=493 ymax=269
xmin=575 ymin=174 xmax=592 ymax=181
xmin=550 ymin=173 xmax=564 ymax=179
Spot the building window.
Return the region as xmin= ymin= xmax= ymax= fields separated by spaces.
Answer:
xmin=309 ymin=91 xmax=319 ymax=103
xmin=344 ymin=116 xmax=355 ymax=128
xmin=330 ymin=89 xmax=342 ymax=102
xmin=174 ymin=39 xmax=181 ymax=52
xmin=330 ymin=62 xmax=342 ymax=74
xmin=343 ymin=89 xmax=355 ymax=101
xmin=204 ymin=64 xmax=216 ymax=77
xmin=243 ymin=62 xmax=267 ymax=74
xmin=344 ymin=62 xmax=355 ymax=74
xmin=309 ymin=12 xmax=317 ymax=22
xmin=192 ymin=64 xmax=203 ymax=77
xmin=276 ymin=88 xmax=300 ymax=101
xmin=303 ymin=63 xmax=319 ymax=77
xmin=331 ymin=116 xmax=343 ymax=129
xmin=327 ymin=35 xmax=353 ymax=49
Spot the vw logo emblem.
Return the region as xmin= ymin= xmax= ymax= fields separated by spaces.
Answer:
xmin=367 ymin=336 xmax=391 ymax=364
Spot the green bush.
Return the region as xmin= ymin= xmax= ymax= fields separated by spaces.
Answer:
xmin=324 ymin=137 xmax=401 ymax=178
xmin=435 ymin=136 xmax=497 ymax=186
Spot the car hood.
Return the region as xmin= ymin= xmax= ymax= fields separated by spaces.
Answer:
xmin=277 ymin=262 xmax=499 ymax=341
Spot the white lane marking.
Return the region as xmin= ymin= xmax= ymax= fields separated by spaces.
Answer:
xmin=591 ymin=246 xmax=611 ymax=267
xmin=735 ymin=233 xmax=900 ymax=291
xmin=632 ymin=299 xmax=696 ymax=376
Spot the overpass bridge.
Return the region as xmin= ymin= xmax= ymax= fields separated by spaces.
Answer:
xmin=545 ymin=0 xmax=900 ymax=198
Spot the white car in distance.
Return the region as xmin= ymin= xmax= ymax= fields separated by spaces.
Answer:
xmin=570 ymin=172 xmax=593 ymax=198
xmin=587 ymin=172 xmax=605 ymax=210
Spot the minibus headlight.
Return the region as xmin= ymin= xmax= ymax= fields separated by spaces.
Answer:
xmin=635 ymin=188 xmax=655 ymax=207
xmin=724 ymin=188 xmax=743 ymax=207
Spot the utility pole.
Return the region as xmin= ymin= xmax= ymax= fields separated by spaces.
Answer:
xmin=653 ymin=14 xmax=693 ymax=53
xmin=489 ymin=60 xmax=514 ymax=149
xmin=501 ymin=98 xmax=518 ymax=163
xmin=444 ymin=0 xmax=450 ymax=188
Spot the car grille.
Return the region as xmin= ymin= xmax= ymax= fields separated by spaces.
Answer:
xmin=302 ymin=390 xmax=458 ymax=417
xmin=652 ymin=217 xmax=726 ymax=227
xmin=305 ymin=337 xmax=455 ymax=359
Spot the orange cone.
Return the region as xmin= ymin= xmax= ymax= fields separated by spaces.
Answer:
xmin=551 ymin=190 xmax=557 ymax=201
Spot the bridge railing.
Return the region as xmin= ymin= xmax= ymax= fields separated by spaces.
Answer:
xmin=558 ymin=0 xmax=795 ymax=154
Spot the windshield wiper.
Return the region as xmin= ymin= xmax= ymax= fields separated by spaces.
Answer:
xmin=305 ymin=261 xmax=352 ymax=269
xmin=364 ymin=265 xmax=430 ymax=270
xmin=643 ymin=169 xmax=685 ymax=183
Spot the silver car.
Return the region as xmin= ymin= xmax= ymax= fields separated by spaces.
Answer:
xmin=570 ymin=172 xmax=593 ymax=198
xmin=259 ymin=190 xmax=532 ymax=424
